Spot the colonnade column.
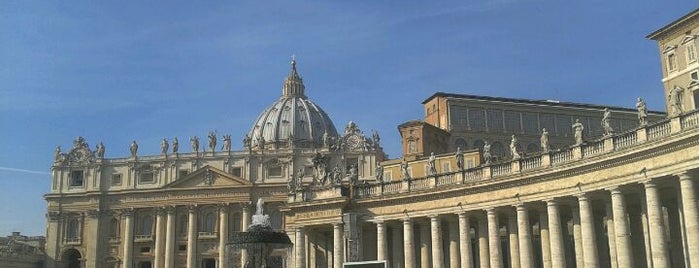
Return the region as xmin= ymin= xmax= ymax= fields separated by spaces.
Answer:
xmin=539 ymin=211 xmax=551 ymax=268
xmin=392 ymin=224 xmax=404 ymax=268
xmin=218 ymin=204 xmax=229 ymax=268
xmin=295 ymin=227 xmax=305 ymax=268
xmin=241 ymin=204 xmax=250 ymax=267
xmin=477 ymin=216 xmax=489 ymax=268
xmin=403 ymin=219 xmax=416 ymax=268
xmin=122 ymin=209 xmax=134 ymax=268
xmin=578 ymin=194 xmax=599 ymax=268
xmin=546 ymin=200 xmax=565 ymax=268
xmin=153 ymin=208 xmax=165 ymax=268
xmin=507 ymin=211 xmax=520 ymax=268
xmin=516 ymin=205 xmax=534 ymax=268
xmin=571 ymin=206 xmax=584 ymax=268
xmin=164 ymin=207 xmax=175 ymax=268
xmin=644 ymin=180 xmax=670 ymax=268
xmin=458 ymin=213 xmax=473 ymax=268
xmin=430 ymin=215 xmax=445 ymax=268
xmin=186 ymin=205 xmax=197 ymax=268
xmin=609 ymin=187 xmax=634 ymax=268
xmin=377 ymin=221 xmax=387 ymax=261
xmin=678 ymin=172 xmax=699 ymax=268
xmin=448 ymin=219 xmax=460 ymax=268
xmin=486 ymin=209 xmax=502 ymax=268
xmin=334 ymin=222 xmax=344 ymax=268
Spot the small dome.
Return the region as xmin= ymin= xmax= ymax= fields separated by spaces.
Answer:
xmin=248 ymin=60 xmax=338 ymax=149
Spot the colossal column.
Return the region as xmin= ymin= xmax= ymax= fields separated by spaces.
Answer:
xmin=420 ymin=221 xmax=432 ymax=268
xmin=404 ymin=219 xmax=416 ymax=268
xmin=477 ymin=216 xmax=490 ymax=268
xmin=644 ymin=180 xmax=670 ymax=268
xmin=218 ymin=204 xmax=229 ymax=268
xmin=678 ymin=172 xmax=699 ymax=268
xmin=458 ymin=213 xmax=474 ymax=268
xmin=241 ymin=204 xmax=250 ymax=267
xmin=122 ymin=209 xmax=134 ymax=268
xmin=430 ymin=216 xmax=445 ymax=268
xmin=539 ymin=210 xmax=551 ymax=268
xmin=448 ymin=219 xmax=460 ymax=268
xmin=609 ymin=187 xmax=634 ymax=268
xmin=153 ymin=209 xmax=165 ymax=268
xmin=334 ymin=223 xmax=345 ymax=268
xmin=507 ymin=211 xmax=520 ymax=268
xmin=164 ymin=207 xmax=175 ymax=268
xmin=516 ymin=205 xmax=534 ymax=268
xmin=486 ymin=209 xmax=503 ymax=268
xmin=85 ymin=210 xmax=101 ymax=268
xmin=571 ymin=206 xmax=584 ymax=268
xmin=377 ymin=221 xmax=387 ymax=261
xmin=546 ymin=200 xmax=565 ymax=268
xmin=295 ymin=227 xmax=305 ymax=268
xmin=578 ymin=194 xmax=599 ymax=268
xmin=186 ymin=205 xmax=198 ymax=268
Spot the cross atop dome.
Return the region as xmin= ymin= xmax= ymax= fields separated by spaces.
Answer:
xmin=282 ymin=56 xmax=305 ymax=98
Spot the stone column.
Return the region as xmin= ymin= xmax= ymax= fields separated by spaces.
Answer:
xmin=153 ymin=209 xmax=165 ymax=268
xmin=420 ymin=221 xmax=432 ymax=268
xmin=448 ymin=219 xmax=460 ymax=268
xmin=431 ymin=215 xmax=445 ymax=268
xmin=458 ymin=213 xmax=473 ymax=268
xmin=164 ymin=207 xmax=175 ymax=268
xmin=571 ymin=206 xmax=584 ymax=268
xmin=578 ymin=194 xmax=599 ymax=268
xmin=393 ymin=224 xmax=405 ymax=268
xmin=296 ymin=227 xmax=306 ymax=268
xmin=644 ymin=180 xmax=670 ymax=268
xmin=218 ymin=204 xmax=229 ymax=268
xmin=546 ymin=200 xmax=565 ymax=268
xmin=84 ymin=210 xmax=101 ymax=268
xmin=377 ymin=221 xmax=387 ymax=261
xmin=186 ymin=205 xmax=197 ymax=268
xmin=404 ymin=219 xmax=416 ymax=268
xmin=609 ymin=187 xmax=634 ymax=268
xmin=487 ymin=209 xmax=503 ymax=268
xmin=122 ymin=209 xmax=134 ymax=268
xmin=605 ymin=203 xmax=618 ymax=268
xmin=477 ymin=216 xmax=489 ymax=268
xmin=539 ymin=211 xmax=551 ymax=268
xmin=241 ymin=203 xmax=250 ymax=267
xmin=516 ymin=205 xmax=534 ymax=268
xmin=507 ymin=211 xmax=520 ymax=268
xmin=334 ymin=222 xmax=344 ymax=268
xmin=678 ymin=172 xmax=699 ymax=268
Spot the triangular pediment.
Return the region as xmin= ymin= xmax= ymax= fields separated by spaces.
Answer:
xmin=164 ymin=165 xmax=250 ymax=189
xmin=663 ymin=45 xmax=677 ymax=54
xmin=681 ymin=35 xmax=696 ymax=44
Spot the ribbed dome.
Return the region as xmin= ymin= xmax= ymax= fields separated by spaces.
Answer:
xmin=248 ymin=60 xmax=339 ymax=149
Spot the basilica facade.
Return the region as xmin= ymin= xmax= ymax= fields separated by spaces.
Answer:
xmin=45 ymin=8 xmax=699 ymax=268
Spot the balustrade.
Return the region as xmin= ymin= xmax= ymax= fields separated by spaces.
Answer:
xmin=647 ymin=121 xmax=671 ymax=140
xmin=551 ymin=150 xmax=572 ymax=164
xmin=521 ymin=156 xmax=541 ymax=171
xmin=582 ymin=140 xmax=604 ymax=157
xmin=681 ymin=110 xmax=699 ymax=129
xmin=613 ymin=131 xmax=637 ymax=150
xmin=492 ymin=163 xmax=512 ymax=176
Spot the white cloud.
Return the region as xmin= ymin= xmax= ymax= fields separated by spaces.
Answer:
xmin=0 ymin=166 xmax=50 ymax=175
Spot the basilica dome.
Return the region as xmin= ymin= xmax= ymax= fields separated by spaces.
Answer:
xmin=247 ymin=60 xmax=338 ymax=149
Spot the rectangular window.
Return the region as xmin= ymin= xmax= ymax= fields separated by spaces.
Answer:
xmin=140 ymin=172 xmax=154 ymax=183
xmin=687 ymin=43 xmax=697 ymax=63
xmin=70 ymin=170 xmax=84 ymax=187
xmin=111 ymin=174 xmax=122 ymax=186
xmin=442 ymin=162 xmax=451 ymax=173
xmin=267 ymin=166 xmax=282 ymax=177
xmin=231 ymin=167 xmax=242 ymax=177
xmin=668 ymin=53 xmax=678 ymax=72
xmin=691 ymin=70 xmax=698 ymax=81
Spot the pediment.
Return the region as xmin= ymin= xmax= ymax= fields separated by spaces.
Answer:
xmin=663 ymin=45 xmax=677 ymax=54
xmin=164 ymin=165 xmax=250 ymax=189
xmin=681 ymin=35 xmax=696 ymax=44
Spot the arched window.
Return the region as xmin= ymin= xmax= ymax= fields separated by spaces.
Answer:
xmin=66 ymin=219 xmax=80 ymax=238
xmin=139 ymin=215 xmax=153 ymax=236
xmin=203 ymin=212 xmax=217 ymax=233
xmin=473 ymin=140 xmax=485 ymax=151
xmin=109 ymin=218 xmax=119 ymax=238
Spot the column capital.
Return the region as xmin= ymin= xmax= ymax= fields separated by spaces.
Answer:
xmin=186 ymin=204 xmax=197 ymax=212
xmin=642 ymin=179 xmax=658 ymax=188
xmin=676 ymin=171 xmax=693 ymax=181
xmin=515 ymin=203 xmax=528 ymax=211
xmin=374 ymin=220 xmax=386 ymax=225
xmin=403 ymin=217 xmax=413 ymax=224
xmin=120 ymin=208 xmax=135 ymax=217
xmin=545 ymin=199 xmax=559 ymax=206
xmin=575 ymin=192 xmax=589 ymax=200
xmin=456 ymin=211 xmax=468 ymax=218
xmin=163 ymin=206 xmax=176 ymax=215
xmin=608 ymin=186 xmax=623 ymax=195
xmin=217 ymin=203 xmax=230 ymax=211
xmin=428 ymin=214 xmax=440 ymax=220
xmin=485 ymin=207 xmax=497 ymax=214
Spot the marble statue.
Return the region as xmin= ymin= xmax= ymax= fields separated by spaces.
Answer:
xmin=322 ymin=131 xmax=330 ymax=148
xmin=349 ymin=165 xmax=358 ymax=184
xmin=54 ymin=146 xmax=62 ymax=162
xmin=222 ymin=134 xmax=231 ymax=152
xmin=400 ymin=158 xmax=410 ymax=180
xmin=510 ymin=134 xmax=521 ymax=159
xmin=257 ymin=135 xmax=265 ymax=151
xmin=287 ymin=174 xmax=295 ymax=193
xmin=250 ymin=198 xmax=270 ymax=227
xmin=96 ymin=142 xmax=105 ymax=159
xmin=172 ymin=137 xmax=179 ymax=154
xmin=669 ymin=87 xmax=683 ymax=115
xmin=332 ymin=165 xmax=342 ymax=185
xmin=456 ymin=147 xmax=464 ymax=170
xmin=208 ymin=131 xmax=217 ymax=152
xmin=540 ymin=128 xmax=550 ymax=152
xmin=191 ymin=136 xmax=199 ymax=153
xmin=372 ymin=130 xmax=381 ymax=148
xmin=601 ymin=108 xmax=614 ymax=136
xmin=375 ymin=162 xmax=384 ymax=183
xmin=427 ymin=152 xmax=437 ymax=175
xmin=295 ymin=168 xmax=304 ymax=189
xmin=312 ymin=153 xmax=328 ymax=184
xmin=130 ymin=140 xmax=138 ymax=157
xmin=637 ymin=97 xmax=648 ymax=126
xmin=572 ymin=119 xmax=584 ymax=145
xmin=243 ymin=134 xmax=251 ymax=150
xmin=483 ymin=141 xmax=492 ymax=164
xmin=287 ymin=133 xmax=294 ymax=148
xmin=160 ymin=138 xmax=169 ymax=155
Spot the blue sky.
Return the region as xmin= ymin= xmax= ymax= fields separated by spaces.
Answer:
xmin=0 ymin=1 xmax=696 ymax=236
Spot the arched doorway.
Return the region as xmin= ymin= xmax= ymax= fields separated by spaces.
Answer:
xmin=62 ymin=248 xmax=82 ymax=268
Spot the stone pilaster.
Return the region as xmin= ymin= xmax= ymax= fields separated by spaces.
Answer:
xmin=430 ymin=215 xmax=445 ymax=268
xmin=164 ymin=206 xmax=175 ymax=268
xmin=218 ymin=204 xmax=229 ymax=268
xmin=578 ymin=194 xmax=599 ymax=268
xmin=678 ymin=172 xmax=699 ymax=268
xmin=404 ymin=219 xmax=416 ymax=268
xmin=186 ymin=205 xmax=197 ymax=268
xmin=487 ymin=209 xmax=503 ymax=268
xmin=153 ymin=208 xmax=165 ymax=268
xmin=609 ymin=187 xmax=634 ymax=268
xmin=458 ymin=213 xmax=473 ymax=268
xmin=546 ymin=200 xmax=565 ymax=268
xmin=644 ymin=180 xmax=670 ymax=268
xmin=334 ymin=222 xmax=344 ymax=268
xmin=122 ymin=209 xmax=134 ymax=268
xmin=85 ymin=209 xmax=101 ymax=268
xmin=241 ymin=203 xmax=250 ymax=267
xmin=516 ymin=205 xmax=534 ymax=268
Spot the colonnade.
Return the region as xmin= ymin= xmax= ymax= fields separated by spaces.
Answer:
xmin=293 ymin=171 xmax=699 ymax=268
